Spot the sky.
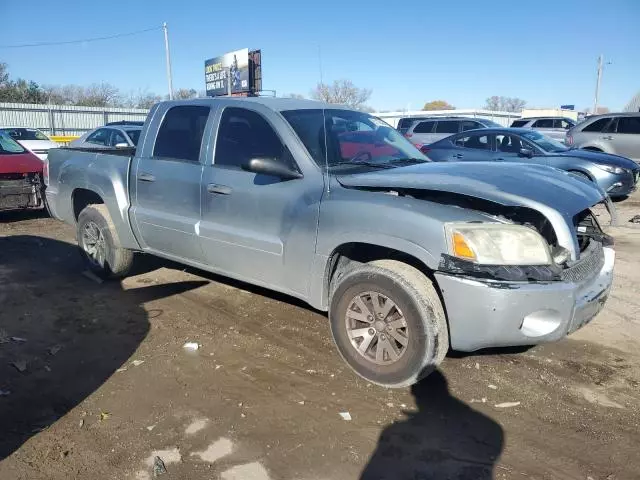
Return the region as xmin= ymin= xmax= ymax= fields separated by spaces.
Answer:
xmin=2 ymin=0 xmax=639 ymax=111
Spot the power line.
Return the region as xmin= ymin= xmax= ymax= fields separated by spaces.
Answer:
xmin=0 ymin=26 xmax=162 ymax=49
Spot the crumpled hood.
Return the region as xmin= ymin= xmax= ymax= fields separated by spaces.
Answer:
xmin=554 ymin=149 xmax=638 ymax=169
xmin=336 ymin=162 xmax=604 ymax=219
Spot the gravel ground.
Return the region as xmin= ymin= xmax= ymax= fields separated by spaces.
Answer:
xmin=1 ymin=194 xmax=639 ymax=480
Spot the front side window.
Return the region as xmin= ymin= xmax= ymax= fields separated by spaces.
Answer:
xmin=582 ymin=117 xmax=611 ymax=132
xmin=455 ymin=134 xmax=491 ymax=150
xmin=461 ymin=121 xmax=482 ymax=131
xmin=554 ymin=119 xmax=574 ymax=129
xmin=0 ymin=132 xmax=26 ymax=154
xmin=214 ymin=107 xmax=292 ymax=170
xmin=281 ymin=109 xmax=428 ymax=171
xmin=616 ymin=117 xmax=640 ymax=134
xmin=435 ymin=121 xmax=459 ymax=134
xmin=496 ymin=134 xmax=526 ymax=153
xmin=532 ymin=119 xmax=554 ymax=129
xmin=153 ymin=106 xmax=210 ymax=162
xmin=125 ymin=129 xmax=141 ymax=146
xmin=86 ymin=129 xmax=110 ymax=145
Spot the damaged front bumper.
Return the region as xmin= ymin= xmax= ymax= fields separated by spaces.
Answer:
xmin=435 ymin=244 xmax=615 ymax=352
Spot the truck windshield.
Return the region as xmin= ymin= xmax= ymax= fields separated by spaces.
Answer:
xmin=281 ymin=109 xmax=429 ymax=171
xmin=0 ymin=132 xmax=26 ymax=154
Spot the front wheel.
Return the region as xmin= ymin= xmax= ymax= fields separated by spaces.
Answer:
xmin=76 ymin=204 xmax=134 ymax=279
xmin=329 ymin=260 xmax=449 ymax=388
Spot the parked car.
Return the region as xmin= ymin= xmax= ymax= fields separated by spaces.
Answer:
xmin=0 ymin=127 xmax=59 ymax=161
xmin=46 ymin=98 xmax=614 ymax=388
xmin=423 ymin=128 xmax=639 ymax=197
xmin=566 ymin=113 xmax=640 ymax=163
xmin=70 ymin=125 xmax=142 ymax=150
xmin=396 ymin=116 xmax=435 ymax=135
xmin=105 ymin=121 xmax=145 ymax=127
xmin=510 ymin=117 xmax=576 ymax=141
xmin=404 ymin=116 xmax=502 ymax=148
xmin=0 ymin=132 xmax=45 ymax=212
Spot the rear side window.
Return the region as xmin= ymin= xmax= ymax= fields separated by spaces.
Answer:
xmin=582 ymin=117 xmax=611 ymax=132
xmin=532 ymin=119 xmax=554 ymax=128
xmin=435 ymin=121 xmax=459 ymax=134
xmin=153 ymin=106 xmax=210 ymax=162
xmin=511 ymin=120 xmax=529 ymax=127
xmin=214 ymin=107 xmax=291 ymax=170
xmin=616 ymin=117 xmax=640 ymax=134
xmin=412 ymin=121 xmax=435 ymax=133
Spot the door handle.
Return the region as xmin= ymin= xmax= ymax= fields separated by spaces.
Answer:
xmin=495 ymin=158 xmax=505 ymax=161
xmin=602 ymin=136 xmax=613 ymax=140
xmin=138 ymin=172 xmax=155 ymax=182
xmin=453 ymin=153 xmax=464 ymax=159
xmin=207 ymin=184 xmax=232 ymax=195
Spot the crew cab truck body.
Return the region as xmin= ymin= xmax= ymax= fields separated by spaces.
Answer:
xmin=46 ymin=98 xmax=615 ymax=387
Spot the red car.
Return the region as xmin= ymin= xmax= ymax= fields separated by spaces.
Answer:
xmin=338 ymin=130 xmax=401 ymax=159
xmin=0 ymin=131 xmax=45 ymax=212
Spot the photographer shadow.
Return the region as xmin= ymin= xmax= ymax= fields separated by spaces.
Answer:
xmin=361 ymin=369 xmax=504 ymax=480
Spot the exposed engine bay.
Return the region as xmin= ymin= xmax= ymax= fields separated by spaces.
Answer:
xmin=0 ymin=173 xmax=44 ymax=211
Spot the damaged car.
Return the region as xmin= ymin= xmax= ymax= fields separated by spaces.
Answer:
xmin=0 ymin=131 xmax=45 ymax=212
xmin=45 ymin=98 xmax=615 ymax=387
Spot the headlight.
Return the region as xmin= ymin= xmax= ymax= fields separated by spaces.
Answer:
xmin=445 ymin=223 xmax=552 ymax=265
xmin=596 ymin=164 xmax=625 ymax=174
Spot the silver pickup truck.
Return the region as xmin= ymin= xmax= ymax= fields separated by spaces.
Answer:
xmin=45 ymin=98 xmax=615 ymax=387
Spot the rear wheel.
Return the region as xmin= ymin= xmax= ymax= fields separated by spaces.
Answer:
xmin=329 ymin=260 xmax=449 ymax=388
xmin=76 ymin=204 xmax=133 ymax=279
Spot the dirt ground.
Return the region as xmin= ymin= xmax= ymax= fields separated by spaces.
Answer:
xmin=1 ymin=194 xmax=640 ymax=480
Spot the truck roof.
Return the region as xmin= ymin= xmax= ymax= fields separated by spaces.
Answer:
xmin=160 ymin=96 xmax=336 ymax=112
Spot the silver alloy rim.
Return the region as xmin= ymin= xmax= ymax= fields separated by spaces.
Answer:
xmin=82 ymin=221 xmax=106 ymax=268
xmin=344 ymin=291 xmax=408 ymax=365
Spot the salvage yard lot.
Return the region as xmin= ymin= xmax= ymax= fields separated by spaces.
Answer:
xmin=1 ymin=196 xmax=640 ymax=480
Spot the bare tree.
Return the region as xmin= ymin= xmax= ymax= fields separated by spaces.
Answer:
xmin=0 ymin=63 xmax=9 ymax=86
xmin=174 ymin=88 xmax=198 ymax=100
xmin=484 ymin=96 xmax=526 ymax=112
xmin=423 ymin=100 xmax=455 ymax=111
xmin=311 ymin=79 xmax=372 ymax=110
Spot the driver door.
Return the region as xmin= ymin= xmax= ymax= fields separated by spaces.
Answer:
xmin=198 ymin=106 xmax=323 ymax=295
xmin=493 ymin=133 xmax=548 ymax=165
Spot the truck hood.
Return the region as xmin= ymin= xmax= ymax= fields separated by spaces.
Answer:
xmin=337 ymin=162 xmax=604 ymax=215
xmin=0 ymin=152 xmax=44 ymax=174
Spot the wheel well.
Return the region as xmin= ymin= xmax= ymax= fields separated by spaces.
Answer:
xmin=326 ymin=243 xmax=434 ymax=296
xmin=568 ymin=169 xmax=592 ymax=180
xmin=72 ymin=189 xmax=104 ymax=220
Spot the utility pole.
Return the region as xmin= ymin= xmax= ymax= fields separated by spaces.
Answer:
xmin=163 ymin=22 xmax=174 ymax=100
xmin=593 ymin=54 xmax=611 ymax=115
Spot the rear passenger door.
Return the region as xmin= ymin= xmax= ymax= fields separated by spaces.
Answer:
xmin=130 ymin=105 xmax=211 ymax=263
xmin=198 ymin=105 xmax=323 ymax=295
xmin=609 ymin=116 xmax=640 ymax=162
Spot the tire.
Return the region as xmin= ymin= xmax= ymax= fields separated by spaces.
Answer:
xmin=76 ymin=204 xmax=134 ymax=279
xmin=329 ymin=259 xmax=449 ymax=388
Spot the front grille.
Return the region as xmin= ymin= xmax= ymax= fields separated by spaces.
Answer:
xmin=561 ymin=241 xmax=604 ymax=283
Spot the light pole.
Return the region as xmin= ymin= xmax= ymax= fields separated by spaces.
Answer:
xmin=593 ymin=54 xmax=611 ymax=115
xmin=163 ymin=22 xmax=174 ymax=100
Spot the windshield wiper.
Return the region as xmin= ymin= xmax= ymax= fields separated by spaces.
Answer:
xmin=330 ymin=160 xmax=394 ymax=169
xmin=387 ymin=157 xmax=429 ymax=165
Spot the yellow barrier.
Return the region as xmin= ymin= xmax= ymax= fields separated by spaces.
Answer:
xmin=50 ymin=135 xmax=80 ymax=145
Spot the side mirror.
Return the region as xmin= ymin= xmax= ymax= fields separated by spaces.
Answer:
xmin=243 ymin=157 xmax=303 ymax=180
xmin=519 ymin=148 xmax=534 ymax=158
xmin=115 ymin=143 xmax=129 ymax=149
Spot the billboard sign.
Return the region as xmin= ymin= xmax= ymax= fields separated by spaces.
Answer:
xmin=560 ymin=104 xmax=575 ymax=111
xmin=205 ymin=48 xmax=250 ymax=97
